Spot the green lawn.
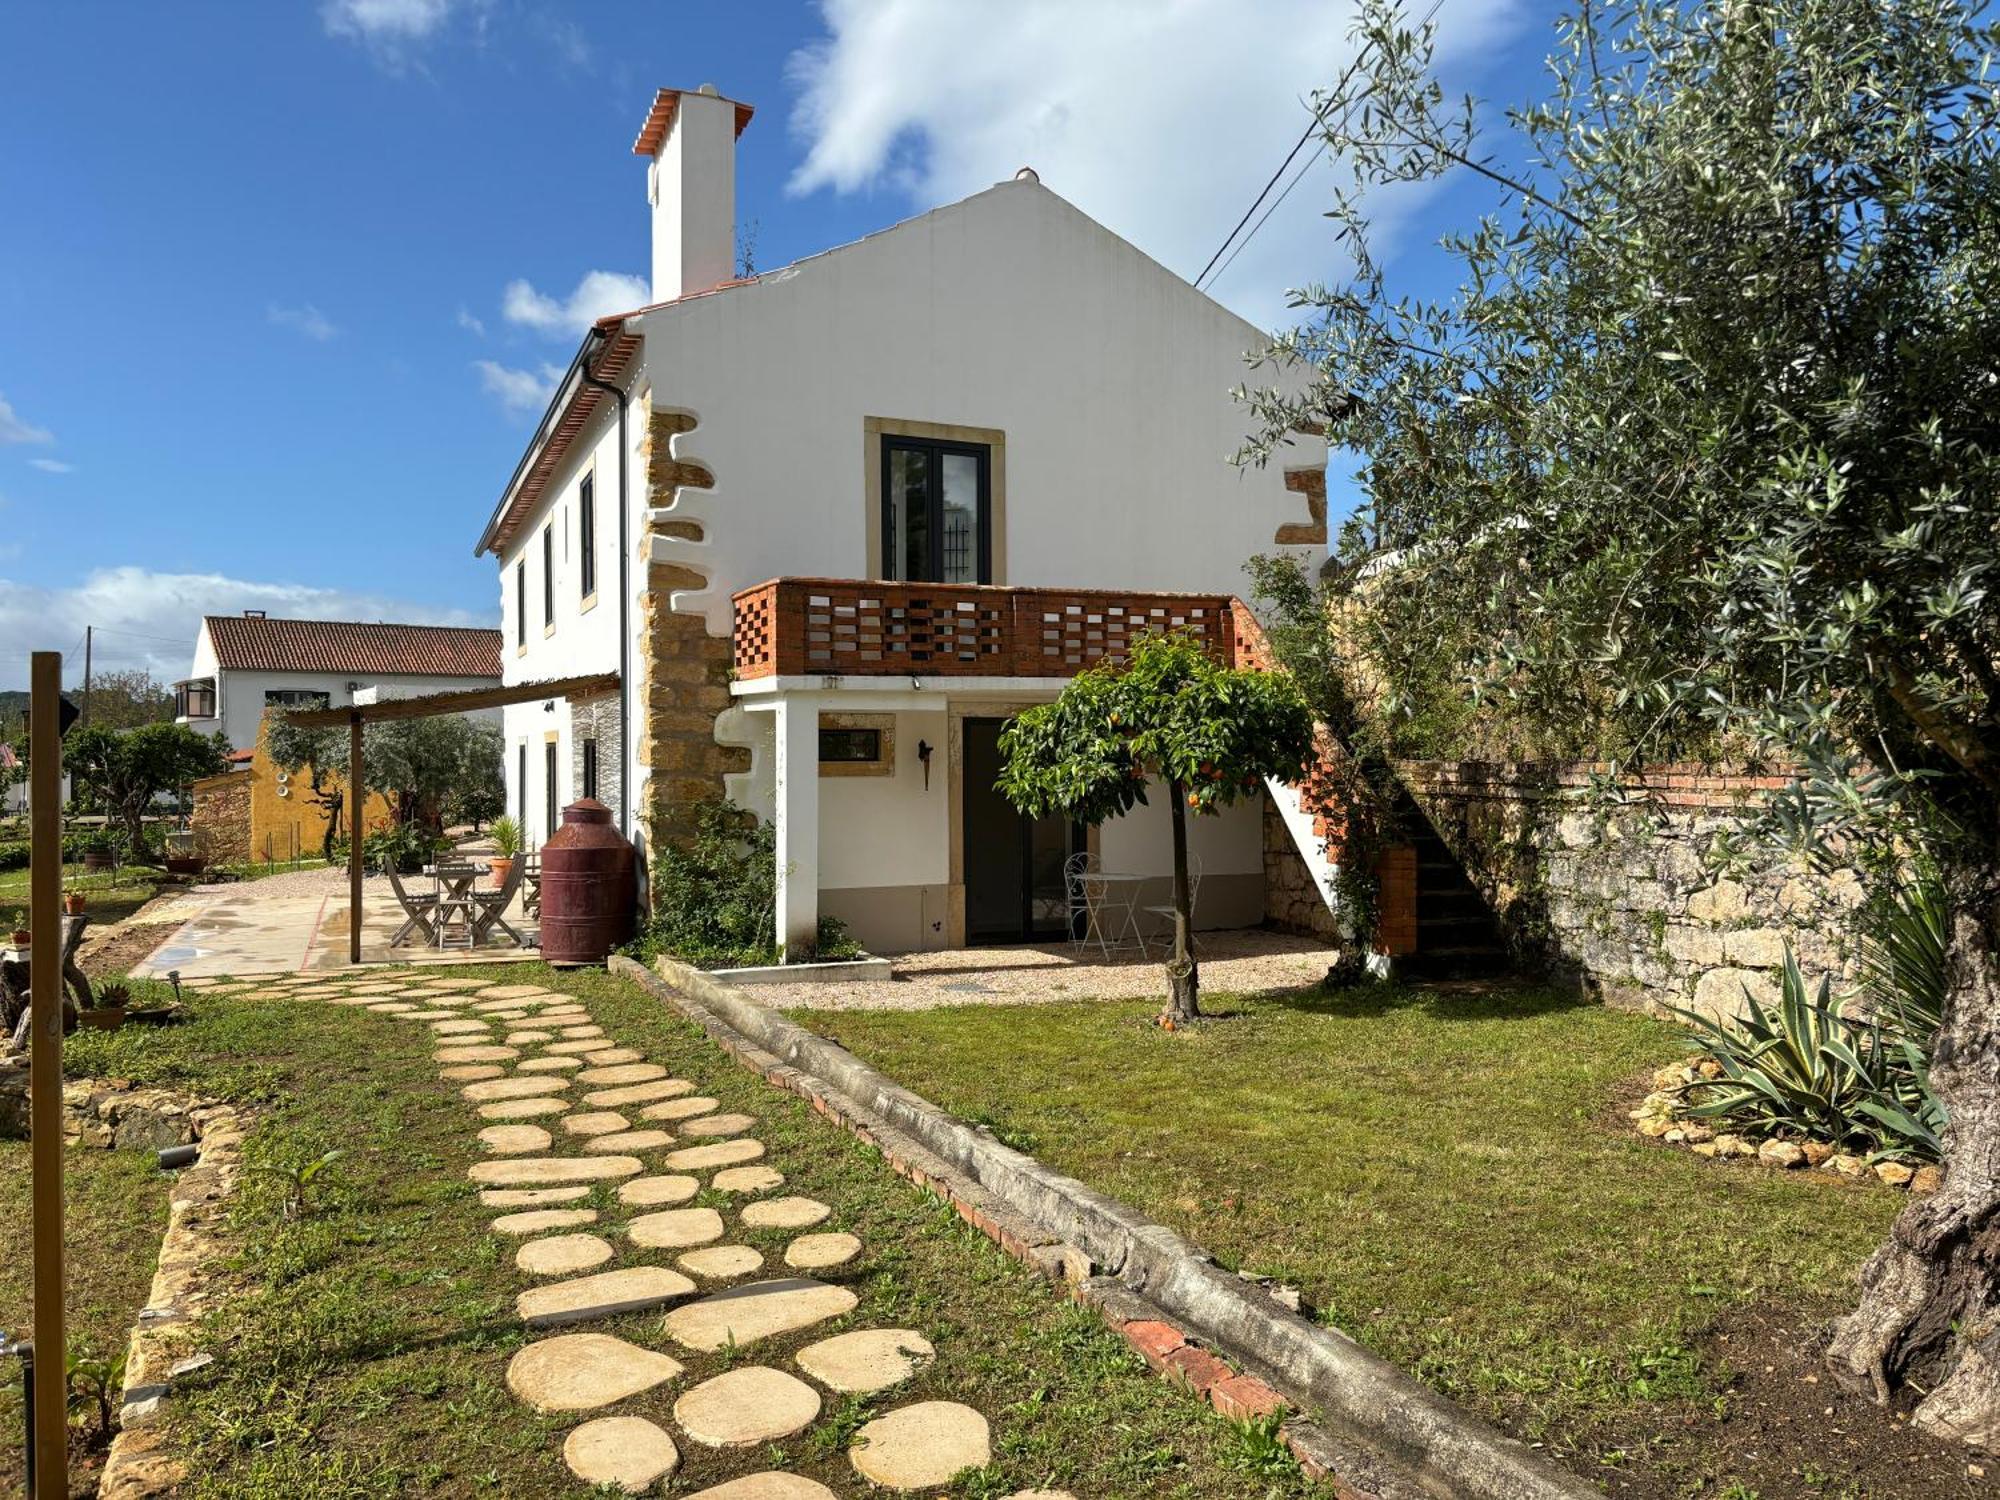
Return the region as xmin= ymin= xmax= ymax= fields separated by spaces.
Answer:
xmin=31 ymin=966 xmax=1340 ymax=1498
xmin=0 ymin=865 xmax=166 ymax=930
xmin=790 ymin=982 xmax=1909 ymax=1493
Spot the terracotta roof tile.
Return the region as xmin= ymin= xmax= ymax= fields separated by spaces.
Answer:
xmin=632 ymin=87 xmax=754 ymax=156
xmin=204 ymin=616 xmax=502 ymax=679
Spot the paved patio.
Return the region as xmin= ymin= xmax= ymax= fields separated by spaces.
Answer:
xmin=751 ymin=928 xmax=1342 ymax=1012
xmin=129 ymin=864 xmax=539 ymax=978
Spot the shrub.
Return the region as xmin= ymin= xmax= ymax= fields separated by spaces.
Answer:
xmin=0 ymin=841 xmax=26 ymax=873
xmin=630 ymin=800 xmax=859 ymax=969
xmin=330 ymin=823 xmax=448 ymax=874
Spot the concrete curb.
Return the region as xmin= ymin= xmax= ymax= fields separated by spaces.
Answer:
xmin=616 ymin=953 xmax=1601 ymax=1500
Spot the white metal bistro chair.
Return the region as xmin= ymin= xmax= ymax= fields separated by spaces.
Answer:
xmin=1139 ymin=852 xmax=1203 ymax=958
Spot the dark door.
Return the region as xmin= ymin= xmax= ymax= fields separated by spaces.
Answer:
xmin=962 ymin=717 xmax=1074 ymax=944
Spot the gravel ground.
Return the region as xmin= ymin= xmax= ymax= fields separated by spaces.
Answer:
xmin=763 ymin=928 xmax=1343 ymax=1012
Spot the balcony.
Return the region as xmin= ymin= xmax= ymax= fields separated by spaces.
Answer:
xmin=731 ymin=578 xmax=1258 ymax=682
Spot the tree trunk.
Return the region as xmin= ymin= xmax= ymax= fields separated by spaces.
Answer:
xmin=318 ymin=783 xmax=344 ymax=864
xmin=122 ymin=794 xmax=151 ymax=863
xmin=1826 ymin=857 xmax=2000 ymax=1448
xmin=1163 ymin=779 xmax=1201 ymax=1024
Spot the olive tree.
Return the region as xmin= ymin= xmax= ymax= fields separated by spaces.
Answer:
xmin=62 ymin=722 xmax=227 ymax=859
xmin=998 ymin=631 xmax=1316 ymax=1024
xmin=1238 ymin=0 xmax=2000 ymax=1442
xmin=266 ymin=716 xmax=354 ymax=862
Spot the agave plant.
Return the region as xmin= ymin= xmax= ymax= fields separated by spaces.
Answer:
xmin=1668 ymin=949 xmax=1875 ymax=1146
xmin=1851 ymin=860 xmax=1947 ymax=1045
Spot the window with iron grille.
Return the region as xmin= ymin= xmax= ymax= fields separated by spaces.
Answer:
xmin=579 ymin=474 xmax=596 ymax=599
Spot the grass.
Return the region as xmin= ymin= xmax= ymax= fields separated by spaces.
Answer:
xmin=788 ymin=981 xmax=1905 ymax=1487
xmin=32 ymin=964 xmax=1340 ymax=1498
xmin=0 ymin=1141 xmax=174 ymax=1497
xmin=0 ymin=865 xmax=164 ymax=929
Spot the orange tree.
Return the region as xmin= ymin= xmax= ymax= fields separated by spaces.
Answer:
xmin=997 ymin=631 xmax=1315 ymax=1023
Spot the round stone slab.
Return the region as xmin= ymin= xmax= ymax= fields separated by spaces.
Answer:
xmin=590 ymin=1080 xmax=696 ymax=1108
xmin=463 ymin=1076 xmax=570 ymax=1103
xmin=517 ymin=1233 xmax=617 ymax=1277
xmin=562 ymin=1111 xmax=631 ymax=1136
xmin=712 ymin=1166 xmax=785 ymax=1195
xmin=480 ymin=1124 xmax=553 ymax=1154
xmin=1004 ymin=1492 xmax=1081 ymax=1499
xmin=470 ymin=1155 xmax=644 ymax=1188
xmin=442 ymin=1064 xmax=507 ymax=1082
xmin=492 ymin=1207 xmax=599 ymax=1235
xmin=518 ymin=1265 xmax=698 ymax=1328
xmin=586 ymin=1130 xmax=675 ymax=1154
xmin=678 ymin=1245 xmax=764 ymax=1279
xmin=482 ymin=1184 xmax=591 ymax=1207
xmin=504 ymin=1030 xmax=554 ymax=1045
xmin=478 ymin=984 xmax=554 ymax=999
xmin=850 ymin=1402 xmax=991 ymax=1489
xmin=506 ymin=1331 xmax=684 ymax=1412
xmin=663 ymin=1278 xmax=860 ymax=1353
xmin=559 ymin=1024 xmax=605 ymax=1038
xmin=365 ymin=1002 xmax=418 ymax=1014
xmin=795 ymin=1329 xmax=934 ymax=1395
xmin=477 ymin=1096 xmax=570 ymax=1121
xmin=638 ymin=1095 xmax=718 ymax=1122
xmin=580 ymin=1047 xmax=645 ymax=1066
xmin=618 ymin=1174 xmax=699 ymax=1207
xmin=785 ymin=1232 xmax=862 ymax=1271
xmin=666 ymin=1139 xmax=765 ymax=1171
xmin=438 ymin=1045 xmax=520 ymax=1064
xmin=576 ymin=1063 xmax=668 ymax=1086
xmin=675 ymin=1366 xmax=821 ymax=1448
xmin=684 ymin=1477 xmax=837 ymax=1500
xmin=680 ymin=1113 xmax=757 ymax=1139
xmin=550 ymin=1039 xmax=620 ymax=1056
xmin=430 ymin=1019 xmax=490 ymax=1036
xmin=742 ymin=1197 xmax=829 ymax=1230
xmin=518 ymin=1055 xmax=583 ymax=1073
xmin=628 ymin=1207 xmax=725 ymax=1249
xmin=565 ymin=1414 xmax=681 ymax=1491
xmin=426 ymin=978 xmax=489 ymax=991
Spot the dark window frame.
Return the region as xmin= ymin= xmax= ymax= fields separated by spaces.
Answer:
xmin=517 ymin=743 xmax=527 ymax=829
xmin=515 ymin=560 xmax=526 ymax=646
xmin=544 ymin=740 xmax=559 ymax=840
xmin=541 ymin=525 xmax=555 ymax=628
xmin=578 ymin=474 xmax=596 ymax=600
xmin=818 ymin=727 xmax=883 ymax=764
xmin=879 ymin=434 xmax=992 ymax=584
xmin=582 ymin=737 xmax=599 ymax=801
xmin=262 ymin=689 xmax=332 ymax=711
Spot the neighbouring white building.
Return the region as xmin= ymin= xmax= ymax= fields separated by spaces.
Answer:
xmin=475 ymin=84 xmax=1332 ymax=956
xmin=175 ymin=613 xmax=504 ymax=753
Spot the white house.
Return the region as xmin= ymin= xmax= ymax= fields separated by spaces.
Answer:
xmin=475 ymin=84 xmax=1331 ymax=956
xmin=175 ymin=613 xmax=504 ymax=752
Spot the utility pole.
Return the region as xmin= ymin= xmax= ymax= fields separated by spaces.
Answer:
xmin=28 ymin=651 xmax=67 ymax=1499
xmin=80 ymin=626 xmax=92 ymax=728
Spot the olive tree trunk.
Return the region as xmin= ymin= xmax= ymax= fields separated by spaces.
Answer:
xmin=1826 ymin=859 xmax=2000 ymax=1448
xmin=1163 ymin=779 xmax=1200 ymax=1024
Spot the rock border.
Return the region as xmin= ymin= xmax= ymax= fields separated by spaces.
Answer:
xmin=98 ymin=1099 xmax=250 ymax=1500
xmin=615 ymin=953 xmax=1600 ymax=1500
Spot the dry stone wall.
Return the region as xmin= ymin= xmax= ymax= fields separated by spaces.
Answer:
xmin=1402 ymin=762 xmax=1868 ymax=1017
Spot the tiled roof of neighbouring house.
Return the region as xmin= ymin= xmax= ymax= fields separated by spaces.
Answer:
xmin=203 ymin=616 xmax=503 ymax=679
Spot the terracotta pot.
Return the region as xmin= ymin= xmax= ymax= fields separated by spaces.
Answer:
xmin=488 ymin=857 xmax=516 ymax=887
xmin=8 ymin=930 xmax=27 ymax=948
xmin=79 ymin=1007 xmax=125 ymax=1032
xmin=63 ymin=894 xmax=86 ymax=915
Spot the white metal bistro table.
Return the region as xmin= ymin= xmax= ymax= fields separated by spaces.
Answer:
xmin=1077 ymin=871 xmax=1150 ymax=953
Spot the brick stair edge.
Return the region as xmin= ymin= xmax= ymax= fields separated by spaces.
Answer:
xmin=612 ymin=954 xmax=1599 ymax=1500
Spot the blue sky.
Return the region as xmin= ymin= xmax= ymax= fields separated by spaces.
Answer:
xmin=0 ymin=0 xmax=1550 ymax=690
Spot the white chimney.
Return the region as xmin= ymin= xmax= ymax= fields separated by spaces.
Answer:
xmin=636 ymin=83 xmax=751 ymax=303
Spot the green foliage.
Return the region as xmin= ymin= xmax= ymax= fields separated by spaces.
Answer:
xmin=1853 ymin=862 xmax=1947 ymax=1045
xmin=488 ymin=815 xmax=522 ymax=859
xmin=0 ymin=842 xmax=24 ymax=874
xmin=66 ymin=1340 xmax=128 ymax=1441
xmin=243 ymin=1145 xmax=347 ymax=1222
xmin=330 ymin=823 xmax=447 ymax=874
xmin=62 ymin=722 xmax=228 ymax=856
xmin=1222 ymin=1408 xmax=1297 ymax=1477
xmin=1670 ymin=948 xmax=1944 ymax=1161
xmin=997 ymin=631 xmax=1316 ymax=826
xmin=632 ymin=800 xmax=860 ymax=968
xmin=358 ymin=715 xmax=503 ymax=834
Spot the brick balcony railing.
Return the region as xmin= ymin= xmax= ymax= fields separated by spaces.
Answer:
xmin=732 ymin=578 xmax=1255 ymax=681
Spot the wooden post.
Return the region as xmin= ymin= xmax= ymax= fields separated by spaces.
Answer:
xmin=348 ymin=711 xmax=363 ymax=966
xmin=28 ymin=651 xmax=66 ymax=1499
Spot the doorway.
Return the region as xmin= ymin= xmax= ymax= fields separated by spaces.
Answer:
xmin=961 ymin=717 xmax=1076 ymax=945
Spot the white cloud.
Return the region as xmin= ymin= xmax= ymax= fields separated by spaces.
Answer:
xmin=27 ymin=458 xmax=73 ymax=474
xmin=786 ymin=0 xmax=1523 ymax=328
xmin=268 ymin=302 xmax=339 ymax=341
xmin=322 ymin=0 xmax=454 ymax=43
xmin=473 ymin=359 xmax=564 ymax=419
xmin=0 ymin=393 xmax=52 ymax=446
xmin=456 ymin=305 xmax=487 ymax=337
xmin=0 ymin=567 xmax=487 ymax=689
xmin=500 ymin=271 xmax=649 ymax=338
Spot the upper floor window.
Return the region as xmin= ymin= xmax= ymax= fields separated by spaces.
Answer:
xmin=175 ymin=679 xmax=216 ymax=720
xmin=578 ymin=474 xmax=596 ymax=600
xmin=515 ymin=560 xmax=526 ymax=646
xmin=882 ymin=435 xmax=990 ymax=584
xmin=264 ymin=689 xmax=331 ymax=711
xmin=542 ymin=524 xmax=555 ymax=629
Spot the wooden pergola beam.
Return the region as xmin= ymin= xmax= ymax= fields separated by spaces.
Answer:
xmin=283 ymin=671 xmax=620 ymax=729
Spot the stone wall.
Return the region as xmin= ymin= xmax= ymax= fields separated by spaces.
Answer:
xmin=0 ymin=1057 xmax=206 ymax=1148
xmin=1402 ymin=762 xmax=1867 ymax=1016
xmin=1262 ymin=798 xmax=1342 ymax=940
xmin=569 ymin=693 xmax=625 ymax=827
xmin=189 ymin=770 xmax=251 ymax=865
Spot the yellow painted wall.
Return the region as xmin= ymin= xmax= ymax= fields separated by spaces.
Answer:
xmin=195 ymin=719 xmax=395 ymax=864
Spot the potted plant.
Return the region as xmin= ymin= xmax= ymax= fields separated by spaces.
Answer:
xmin=7 ymin=911 xmax=26 ymax=948
xmin=63 ymin=888 xmax=86 ymax=916
xmin=488 ymin=815 xmax=521 ymax=887
xmin=80 ymin=981 xmax=128 ymax=1032
xmin=81 ymin=838 xmax=116 ymax=874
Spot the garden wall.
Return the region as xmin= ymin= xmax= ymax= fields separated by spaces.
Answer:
xmin=1403 ymin=762 xmax=1867 ymax=1016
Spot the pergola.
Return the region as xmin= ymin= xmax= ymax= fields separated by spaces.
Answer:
xmin=284 ymin=672 xmax=619 ymax=964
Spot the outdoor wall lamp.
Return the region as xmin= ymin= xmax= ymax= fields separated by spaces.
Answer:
xmin=917 ymin=739 xmax=933 ymax=790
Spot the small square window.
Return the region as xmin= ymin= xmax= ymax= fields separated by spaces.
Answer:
xmin=819 ymin=728 xmax=882 ymax=763
xmin=817 ymin=714 xmax=896 ymax=777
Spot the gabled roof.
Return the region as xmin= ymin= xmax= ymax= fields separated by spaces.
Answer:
xmin=203 ymin=616 xmax=503 ymax=679
xmin=632 ymin=87 xmax=754 ymax=156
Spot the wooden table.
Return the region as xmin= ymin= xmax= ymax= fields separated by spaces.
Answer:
xmin=425 ymin=863 xmax=490 ymax=949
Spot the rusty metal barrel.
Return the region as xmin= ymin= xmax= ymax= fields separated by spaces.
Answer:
xmin=537 ymin=798 xmax=636 ymax=966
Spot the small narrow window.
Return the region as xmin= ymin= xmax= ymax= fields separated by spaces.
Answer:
xmin=582 ymin=737 xmax=599 ymax=801
xmin=542 ymin=525 xmax=555 ymax=628
xmin=517 ymin=743 xmax=527 ymax=828
xmin=515 ymin=560 xmax=526 ymax=646
xmin=819 ymin=728 xmax=883 ymax=763
xmin=579 ymin=474 xmax=596 ymax=599
xmin=544 ymin=740 xmax=559 ymax=839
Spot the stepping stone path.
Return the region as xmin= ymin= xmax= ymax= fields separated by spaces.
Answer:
xmin=299 ymin=970 xmax=1027 ymax=1497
